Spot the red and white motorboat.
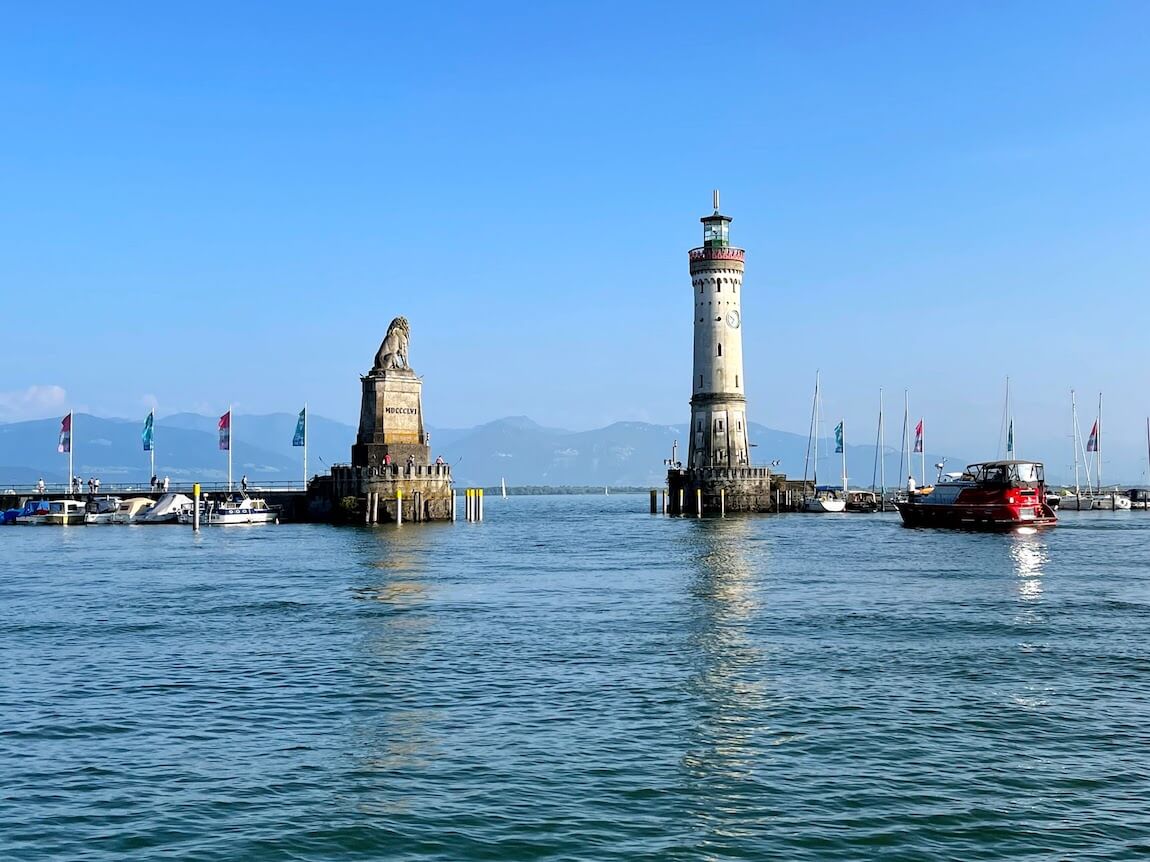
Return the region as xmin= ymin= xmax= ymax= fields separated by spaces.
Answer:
xmin=895 ymin=460 xmax=1058 ymax=530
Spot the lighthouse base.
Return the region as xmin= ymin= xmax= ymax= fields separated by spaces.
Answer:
xmin=666 ymin=467 xmax=785 ymax=515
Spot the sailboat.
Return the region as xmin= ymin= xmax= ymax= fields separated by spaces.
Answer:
xmin=501 ymin=477 xmax=507 ymax=499
xmin=802 ymin=371 xmax=847 ymax=513
xmin=1089 ymin=393 xmax=1131 ymax=510
xmin=1061 ymin=389 xmax=1093 ymax=511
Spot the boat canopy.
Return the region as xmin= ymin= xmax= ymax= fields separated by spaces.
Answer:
xmin=967 ymin=460 xmax=1044 ymax=486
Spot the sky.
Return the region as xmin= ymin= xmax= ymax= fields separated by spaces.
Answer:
xmin=3 ymin=1 xmax=1149 ymax=475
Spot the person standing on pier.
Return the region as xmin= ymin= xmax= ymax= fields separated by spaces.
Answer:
xmin=162 ymin=476 xmax=170 ymax=493
xmin=907 ymin=474 xmax=917 ymax=495
xmin=150 ymin=474 xmax=158 ymax=492
xmin=93 ymin=477 xmax=100 ymax=494
xmin=241 ymin=474 xmax=248 ymax=493
xmin=37 ymin=477 xmax=45 ymax=494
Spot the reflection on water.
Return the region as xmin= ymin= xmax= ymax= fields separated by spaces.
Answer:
xmin=1010 ymin=532 xmax=1048 ymax=604
xmin=352 ymin=527 xmax=441 ymax=785
xmin=681 ymin=517 xmax=772 ymax=847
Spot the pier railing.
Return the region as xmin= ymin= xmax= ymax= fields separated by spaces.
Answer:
xmin=2 ymin=480 xmax=308 ymax=496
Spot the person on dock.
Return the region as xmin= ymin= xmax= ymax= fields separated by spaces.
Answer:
xmin=36 ymin=477 xmax=45 ymax=494
xmin=93 ymin=477 xmax=100 ymax=493
xmin=162 ymin=476 xmax=170 ymax=493
xmin=241 ymin=474 xmax=248 ymax=492
xmin=150 ymin=475 xmax=158 ymax=492
xmin=87 ymin=477 xmax=95 ymax=495
xmin=907 ymin=474 xmax=917 ymax=495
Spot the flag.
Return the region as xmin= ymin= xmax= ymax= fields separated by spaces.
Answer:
xmin=1086 ymin=420 xmax=1098 ymax=453
xmin=57 ymin=413 xmax=72 ymax=453
xmin=834 ymin=421 xmax=844 ymax=454
xmin=142 ymin=411 xmax=154 ymax=451
xmin=218 ymin=410 xmax=231 ymax=451
xmin=292 ymin=407 xmax=306 ymax=447
xmin=913 ymin=419 xmax=924 ymax=453
xmin=1006 ymin=419 xmax=1014 ymax=455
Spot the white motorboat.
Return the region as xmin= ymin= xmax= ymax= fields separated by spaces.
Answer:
xmin=1059 ymin=493 xmax=1094 ymax=511
xmin=43 ymin=499 xmax=87 ymax=526
xmin=205 ymin=495 xmax=278 ymax=525
xmin=805 ymin=488 xmax=847 ymax=513
xmin=85 ymin=496 xmax=122 ymax=524
xmin=1093 ymin=490 xmax=1132 ymax=511
xmin=139 ymin=493 xmax=194 ymax=524
xmin=111 ymin=497 xmax=156 ymax=524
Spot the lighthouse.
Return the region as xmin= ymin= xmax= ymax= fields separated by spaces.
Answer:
xmin=666 ymin=192 xmax=778 ymax=514
xmin=688 ymin=190 xmax=750 ymax=469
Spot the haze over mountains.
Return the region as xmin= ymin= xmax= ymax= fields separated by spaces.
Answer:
xmin=3 ymin=410 xmax=1143 ymax=489
xmin=4 ymin=411 xmax=958 ymax=489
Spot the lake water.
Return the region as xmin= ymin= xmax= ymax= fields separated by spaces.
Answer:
xmin=3 ymin=497 xmax=1150 ymax=860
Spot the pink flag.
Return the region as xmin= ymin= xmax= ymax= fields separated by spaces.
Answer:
xmin=57 ymin=413 xmax=72 ymax=453
xmin=913 ymin=418 xmax=924 ymax=454
xmin=1086 ymin=421 xmax=1098 ymax=453
xmin=218 ymin=410 xmax=231 ymax=451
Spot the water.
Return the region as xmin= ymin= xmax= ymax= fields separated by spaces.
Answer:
xmin=3 ymin=498 xmax=1150 ymax=860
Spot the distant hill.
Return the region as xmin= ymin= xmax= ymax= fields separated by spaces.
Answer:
xmin=0 ymin=412 xmax=958 ymax=489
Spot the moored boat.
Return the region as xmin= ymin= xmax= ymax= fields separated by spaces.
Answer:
xmin=139 ymin=493 xmax=194 ymax=524
xmin=895 ymin=460 xmax=1057 ymax=530
xmin=205 ymin=495 xmax=278 ymax=525
xmin=85 ymin=496 xmax=122 ymax=524
xmin=43 ymin=499 xmax=87 ymax=526
xmin=845 ymin=489 xmax=880 ymax=512
xmin=111 ymin=497 xmax=156 ymax=524
xmin=805 ymin=487 xmax=847 ymax=513
xmin=14 ymin=500 xmax=52 ymax=525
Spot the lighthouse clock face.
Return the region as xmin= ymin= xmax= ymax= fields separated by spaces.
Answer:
xmin=726 ymin=310 xmax=741 ymax=329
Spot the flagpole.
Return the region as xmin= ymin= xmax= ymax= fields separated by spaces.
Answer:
xmin=303 ymin=402 xmax=308 ymax=490
xmin=841 ymin=419 xmax=847 ymax=496
xmin=228 ymin=405 xmax=233 ymax=492
xmin=69 ymin=410 xmax=74 ymax=493
xmin=878 ymin=389 xmax=886 ymax=509
xmin=150 ymin=408 xmax=156 ymax=481
xmin=920 ymin=419 xmax=926 ymax=487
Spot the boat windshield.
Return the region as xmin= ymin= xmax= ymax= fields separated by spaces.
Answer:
xmin=973 ymin=462 xmax=1043 ymax=487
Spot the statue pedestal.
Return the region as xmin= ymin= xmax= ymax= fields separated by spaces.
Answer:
xmin=351 ymin=369 xmax=430 ymax=468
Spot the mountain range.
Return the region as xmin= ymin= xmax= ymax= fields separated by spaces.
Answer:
xmin=0 ymin=412 xmax=957 ymax=489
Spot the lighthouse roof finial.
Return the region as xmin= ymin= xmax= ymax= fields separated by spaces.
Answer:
xmin=713 ymin=189 xmax=720 ymax=213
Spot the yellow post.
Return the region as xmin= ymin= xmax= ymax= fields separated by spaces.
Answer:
xmin=721 ymin=488 xmax=726 ymax=517
xmin=478 ymin=488 xmax=484 ymax=521
xmin=696 ymin=488 xmax=702 ymax=517
xmin=193 ymin=483 xmax=201 ymax=531
xmin=396 ymin=489 xmax=403 ymax=526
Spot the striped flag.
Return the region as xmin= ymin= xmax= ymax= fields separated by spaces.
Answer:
xmin=834 ymin=421 xmax=844 ymax=454
xmin=913 ymin=419 xmax=924 ymax=454
xmin=1086 ymin=420 xmax=1099 ymax=453
xmin=57 ymin=413 xmax=72 ymax=453
xmin=218 ymin=410 xmax=231 ymax=451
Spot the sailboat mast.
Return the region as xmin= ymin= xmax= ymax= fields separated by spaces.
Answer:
xmin=1097 ymin=392 xmax=1103 ymax=493
xmin=878 ymin=389 xmax=886 ymax=509
xmin=803 ymin=371 xmax=818 ymax=489
xmin=902 ymin=390 xmax=910 ymax=490
xmin=1071 ymin=390 xmax=1081 ymax=496
xmin=813 ymin=371 xmax=820 ymax=488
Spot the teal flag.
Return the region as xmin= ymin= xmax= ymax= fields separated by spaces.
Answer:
xmin=834 ymin=421 xmax=844 ymax=454
xmin=1007 ymin=419 xmax=1014 ymax=455
xmin=292 ymin=407 xmax=306 ymax=447
xmin=142 ymin=412 xmax=154 ymax=451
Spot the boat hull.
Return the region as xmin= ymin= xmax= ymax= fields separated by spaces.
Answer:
xmin=896 ymin=501 xmax=1057 ymax=530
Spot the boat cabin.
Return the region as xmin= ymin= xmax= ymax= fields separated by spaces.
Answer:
xmin=967 ymin=460 xmax=1045 ymax=489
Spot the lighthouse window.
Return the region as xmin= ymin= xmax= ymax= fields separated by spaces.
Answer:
xmin=717 ymin=420 xmax=724 ymax=432
xmin=697 ymin=419 xmax=703 ymax=431
xmin=735 ymin=375 xmax=739 ymax=387
xmin=699 ymin=374 xmax=703 ymax=387
xmin=717 ymin=344 xmax=722 ymax=357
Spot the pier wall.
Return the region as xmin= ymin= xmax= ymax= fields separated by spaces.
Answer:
xmin=667 ymin=467 xmax=790 ymax=514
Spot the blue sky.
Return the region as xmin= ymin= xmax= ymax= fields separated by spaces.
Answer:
xmin=3 ymin=2 xmax=1149 ymax=474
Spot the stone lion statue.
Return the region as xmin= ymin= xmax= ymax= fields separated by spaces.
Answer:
xmin=372 ymin=316 xmax=411 ymax=372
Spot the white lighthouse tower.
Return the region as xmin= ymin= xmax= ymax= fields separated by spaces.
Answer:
xmin=688 ymin=190 xmax=751 ymax=469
